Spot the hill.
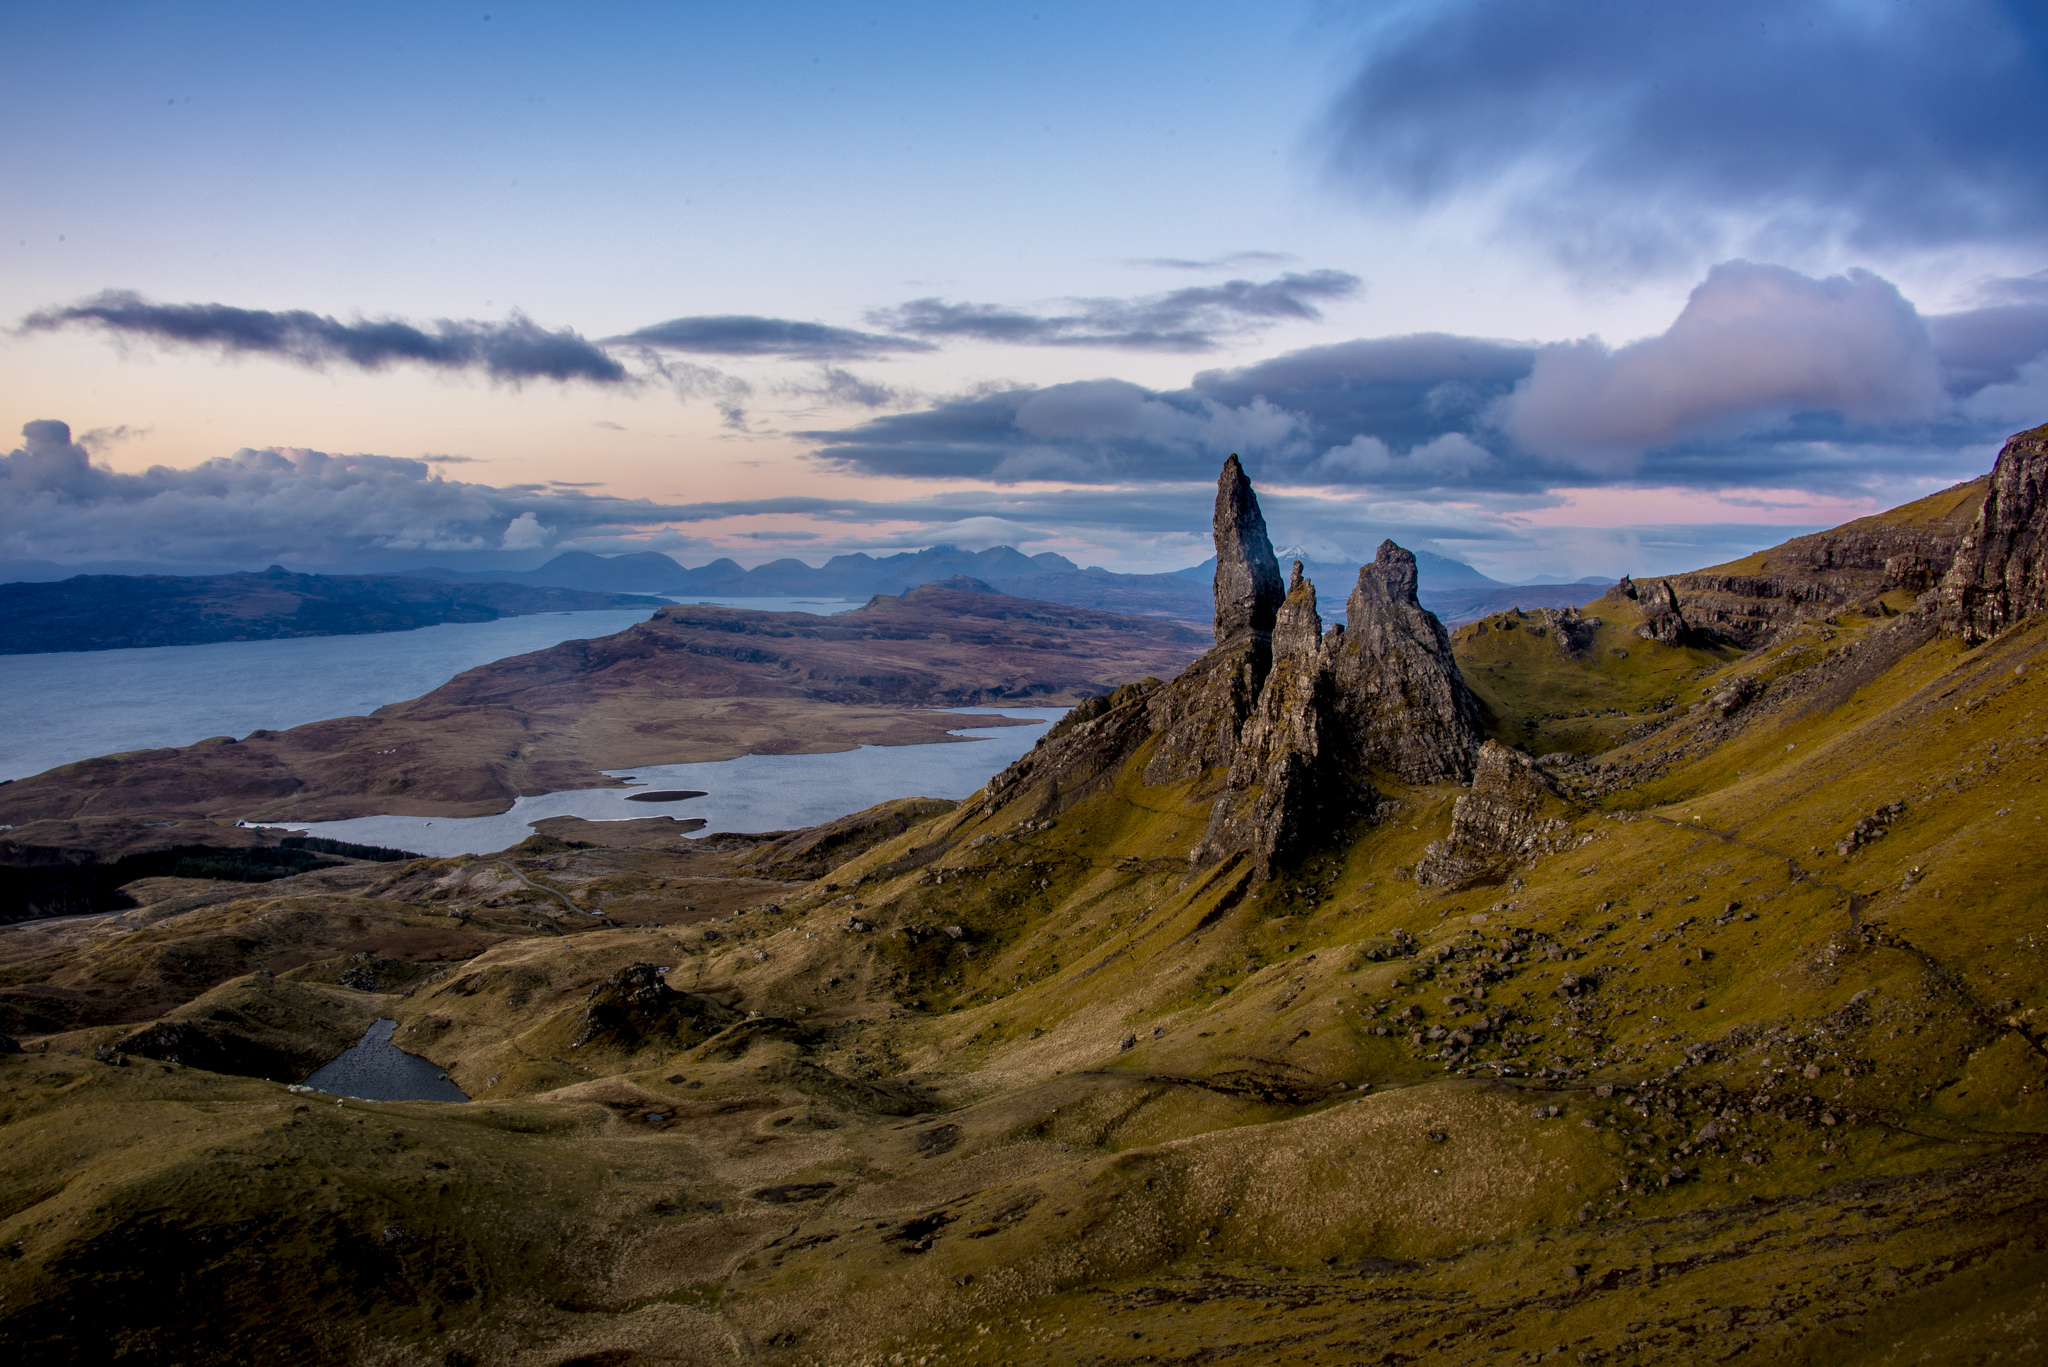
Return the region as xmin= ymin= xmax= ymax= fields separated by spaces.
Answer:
xmin=0 ymin=566 xmax=665 ymax=653
xmin=2 ymin=431 xmax=2046 ymax=1364
xmin=0 ymin=578 xmax=1209 ymax=825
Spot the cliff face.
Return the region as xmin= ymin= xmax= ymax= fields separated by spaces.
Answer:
xmin=1940 ymin=422 xmax=2048 ymax=643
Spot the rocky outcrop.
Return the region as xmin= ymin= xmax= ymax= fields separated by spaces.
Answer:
xmin=1212 ymin=454 xmax=1285 ymax=643
xmin=1940 ymin=423 xmax=2048 ymax=643
xmin=1324 ymin=542 xmax=1485 ymax=786
xmin=1416 ymin=741 xmax=1572 ymax=889
xmin=1633 ymin=579 xmax=1691 ymax=645
xmin=570 ymin=964 xmax=740 ymax=1052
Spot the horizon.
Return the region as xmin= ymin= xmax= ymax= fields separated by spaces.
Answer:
xmin=4 ymin=3 xmax=2044 ymax=583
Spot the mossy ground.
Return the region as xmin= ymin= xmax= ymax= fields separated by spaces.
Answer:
xmin=4 ymin=573 xmax=2048 ymax=1363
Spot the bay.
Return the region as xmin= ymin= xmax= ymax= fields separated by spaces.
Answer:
xmin=290 ymin=707 xmax=1065 ymax=857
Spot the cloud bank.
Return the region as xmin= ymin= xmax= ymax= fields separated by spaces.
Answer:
xmin=24 ymin=292 xmax=627 ymax=384
xmin=1319 ymin=0 xmax=2048 ymax=274
xmin=807 ymin=262 xmax=2048 ymax=497
xmin=0 ymin=420 xmax=703 ymax=565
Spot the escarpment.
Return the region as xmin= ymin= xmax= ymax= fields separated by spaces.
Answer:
xmin=1654 ymin=475 xmax=1990 ymax=646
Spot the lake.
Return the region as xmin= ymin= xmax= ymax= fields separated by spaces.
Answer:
xmin=289 ymin=707 xmax=1065 ymax=857
xmin=0 ymin=601 xmax=857 ymax=782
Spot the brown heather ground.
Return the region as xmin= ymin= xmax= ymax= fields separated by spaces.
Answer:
xmin=1 ymin=490 xmax=2046 ymax=1364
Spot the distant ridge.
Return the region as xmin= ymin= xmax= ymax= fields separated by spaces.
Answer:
xmin=417 ymin=543 xmax=1604 ymax=626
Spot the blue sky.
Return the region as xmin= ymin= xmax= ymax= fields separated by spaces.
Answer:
xmin=5 ymin=0 xmax=2046 ymax=581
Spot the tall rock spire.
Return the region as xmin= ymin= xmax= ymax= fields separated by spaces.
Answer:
xmin=1212 ymin=455 xmax=1285 ymax=644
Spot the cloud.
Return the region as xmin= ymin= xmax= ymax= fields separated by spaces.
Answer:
xmin=803 ymin=378 xmax=1311 ymax=484
xmin=1500 ymin=262 xmax=1947 ymax=470
xmin=611 ymin=314 xmax=933 ymax=359
xmin=776 ymin=365 xmax=911 ymax=411
xmin=1927 ymin=273 xmax=2048 ymax=394
xmin=0 ymin=419 xmax=710 ymax=566
xmin=866 ymin=270 xmax=1361 ymax=352
xmin=1128 ymin=251 xmax=1297 ymax=271
xmin=23 ymin=291 xmax=627 ymax=383
xmin=1318 ymin=0 xmax=2048 ymax=275
xmin=804 ymin=262 xmax=2037 ymax=500
xmin=499 ymin=511 xmax=552 ymax=550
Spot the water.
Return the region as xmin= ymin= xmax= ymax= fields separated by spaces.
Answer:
xmin=1 ymin=601 xmax=871 ymax=783
xmin=289 ymin=707 xmax=1066 ymax=857
xmin=302 ymin=1018 xmax=469 ymax=1102
xmin=0 ymin=610 xmax=661 ymax=781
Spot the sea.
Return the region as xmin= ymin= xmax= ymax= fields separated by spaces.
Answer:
xmin=1 ymin=600 xmax=1061 ymax=852
xmin=0 ymin=600 xmax=861 ymax=782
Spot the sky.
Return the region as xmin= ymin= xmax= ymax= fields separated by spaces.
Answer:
xmin=4 ymin=0 xmax=2047 ymax=583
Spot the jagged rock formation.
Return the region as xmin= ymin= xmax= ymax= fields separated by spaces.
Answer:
xmin=1941 ymin=422 xmax=2048 ymax=643
xmin=1416 ymin=741 xmax=1573 ymax=888
xmin=1212 ymin=454 xmax=1285 ymax=643
xmin=988 ymin=472 xmax=1482 ymax=878
xmin=1324 ymin=542 xmax=1485 ymax=786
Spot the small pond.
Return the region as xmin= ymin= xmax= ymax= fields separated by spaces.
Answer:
xmin=303 ymin=1018 xmax=469 ymax=1103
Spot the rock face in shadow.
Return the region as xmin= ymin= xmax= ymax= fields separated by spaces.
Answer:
xmin=1212 ymin=454 xmax=1286 ymax=644
xmin=1941 ymin=422 xmax=2048 ymax=644
xmin=1416 ymin=741 xmax=1573 ymax=889
xmin=1324 ymin=542 xmax=1484 ymax=786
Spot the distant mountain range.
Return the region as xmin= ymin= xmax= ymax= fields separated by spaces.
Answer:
xmin=0 ymin=567 xmax=665 ymax=654
xmin=409 ymin=544 xmax=1613 ymax=626
xmin=1 ymin=544 xmax=1613 ymax=635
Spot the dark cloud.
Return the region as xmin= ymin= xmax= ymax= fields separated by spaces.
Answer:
xmin=611 ymin=315 xmax=933 ymax=359
xmin=1318 ymin=0 xmax=2048 ymax=274
xmin=867 ymin=270 xmax=1360 ymax=352
xmin=807 ymin=263 xmax=2047 ymax=498
xmin=23 ymin=291 xmax=626 ymax=383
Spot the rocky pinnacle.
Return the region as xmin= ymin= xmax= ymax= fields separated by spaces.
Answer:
xmin=1212 ymin=455 xmax=1285 ymax=644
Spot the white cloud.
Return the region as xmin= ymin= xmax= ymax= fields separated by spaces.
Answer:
xmin=1500 ymin=262 xmax=1946 ymax=471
